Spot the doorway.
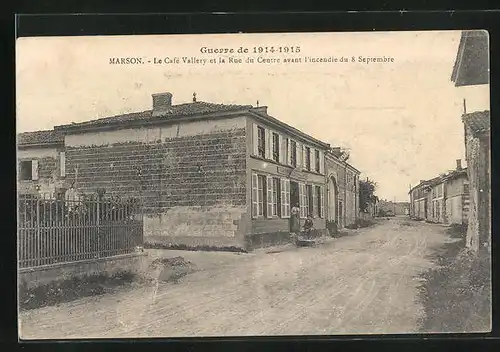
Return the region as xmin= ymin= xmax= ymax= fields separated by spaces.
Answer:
xmin=328 ymin=176 xmax=339 ymax=224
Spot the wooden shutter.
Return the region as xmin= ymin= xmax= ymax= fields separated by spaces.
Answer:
xmin=287 ymin=139 xmax=292 ymax=165
xmin=32 ymin=159 xmax=39 ymax=180
xmin=280 ymin=178 xmax=286 ymax=217
xmin=284 ymin=179 xmax=291 ymax=218
xmin=319 ymin=150 xmax=324 ymax=174
xmin=296 ymin=142 xmax=302 ymax=168
xmin=265 ymin=129 xmax=271 ymax=159
xmin=311 ymin=149 xmax=317 ymax=173
xmin=252 ymin=123 xmax=259 ymax=156
xmin=251 ymin=173 xmax=258 ymax=218
xmin=302 ymin=145 xmax=306 ymax=169
xmin=267 ymin=176 xmax=273 ymax=218
xmin=60 ymin=152 xmax=66 ymax=177
xmin=320 ymin=186 xmax=325 ymax=218
xmin=312 ymin=186 xmax=318 ymax=218
xmin=299 ymin=183 xmax=305 ymax=218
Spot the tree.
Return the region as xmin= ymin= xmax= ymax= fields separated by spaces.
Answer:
xmin=359 ymin=178 xmax=377 ymax=212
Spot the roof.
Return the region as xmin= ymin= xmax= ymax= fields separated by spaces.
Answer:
xmin=54 ymin=101 xmax=253 ymax=131
xmin=451 ymin=30 xmax=489 ymax=87
xmin=409 ymin=168 xmax=468 ymax=194
xmin=17 ymin=129 xmax=64 ymax=146
xmin=463 ymin=110 xmax=490 ymax=135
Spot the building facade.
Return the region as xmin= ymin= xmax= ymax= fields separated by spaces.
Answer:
xmin=409 ymin=161 xmax=469 ymax=225
xmin=451 ymin=30 xmax=490 ymax=252
xmin=324 ymin=149 xmax=360 ymax=229
xmin=17 ymin=130 xmax=67 ymax=199
xmin=17 ymin=92 xmax=363 ymax=250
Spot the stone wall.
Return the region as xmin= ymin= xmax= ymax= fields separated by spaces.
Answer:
xmin=64 ymin=118 xmax=249 ymax=248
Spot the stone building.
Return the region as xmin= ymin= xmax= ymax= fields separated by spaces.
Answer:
xmin=18 ymin=92 xmax=360 ymax=250
xmin=451 ymin=30 xmax=490 ymax=252
xmin=17 ymin=130 xmax=67 ymax=199
xmin=324 ymin=148 xmax=360 ymax=229
xmin=409 ymin=160 xmax=469 ymax=225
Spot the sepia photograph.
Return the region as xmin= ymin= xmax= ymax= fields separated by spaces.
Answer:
xmin=16 ymin=30 xmax=490 ymax=339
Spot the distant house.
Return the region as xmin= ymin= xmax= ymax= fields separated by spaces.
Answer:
xmin=17 ymin=130 xmax=67 ymax=199
xmin=378 ymin=200 xmax=410 ymax=216
xmin=18 ymin=92 xmax=341 ymax=250
xmin=409 ymin=159 xmax=469 ymax=225
xmin=451 ymin=30 xmax=490 ymax=252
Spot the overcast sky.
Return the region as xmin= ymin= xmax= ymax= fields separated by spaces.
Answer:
xmin=16 ymin=31 xmax=490 ymax=201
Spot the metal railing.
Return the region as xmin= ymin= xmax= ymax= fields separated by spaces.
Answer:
xmin=17 ymin=194 xmax=143 ymax=269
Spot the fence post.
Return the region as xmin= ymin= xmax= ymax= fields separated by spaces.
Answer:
xmin=36 ymin=198 xmax=40 ymax=267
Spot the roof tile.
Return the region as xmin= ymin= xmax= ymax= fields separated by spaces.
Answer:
xmin=17 ymin=130 xmax=64 ymax=146
xmin=463 ymin=110 xmax=490 ymax=135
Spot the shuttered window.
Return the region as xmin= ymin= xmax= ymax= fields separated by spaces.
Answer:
xmin=267 ymin=175 xmax=273 ymax=218
xmin=60 ymin=151 xmax=66 ymax=177
xmin=320 ymin=186 xmax=325 ymax=218
xmin=314 ymin=150 xmax=320 ymax=173
xmin=251 ymin=173 xmax=258 ymax=218
xmin=290 ymin=140 xmax=297 ymax=167
xmin=299 ymin=183 xmax=307 ymax=218
xmin=272 ymin=133 xmax=280 ymax=162
xmin=253 ymin=124 xmax=259 ymax=156
xmin=281 ymin=178 xmax=290 ymax=218
xmin=32 ymin=159 xmax=39 ymax=181
xmin=319 ymin=150 xmax=324 ymax=174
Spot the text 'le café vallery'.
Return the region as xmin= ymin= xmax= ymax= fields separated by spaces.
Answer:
xmin=108 ymin=46 xmax=396 ymax=65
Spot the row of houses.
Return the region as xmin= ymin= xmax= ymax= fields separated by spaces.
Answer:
xmin=409 ymin=159 xmax=469 ymax=225
xmin=409 ymin=30 xmax=490 ymax=254
xmin=17 ymin=92 xmax=362 ymax=250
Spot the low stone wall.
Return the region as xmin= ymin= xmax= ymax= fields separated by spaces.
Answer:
xmin=18 ymin=252 xmax=148 ymax=290
xmin=245 ymin=229 xmax=328 ymax=250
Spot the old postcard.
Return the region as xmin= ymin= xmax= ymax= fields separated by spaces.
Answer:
xmin=16 ymin=30 xmax=491 ymax=339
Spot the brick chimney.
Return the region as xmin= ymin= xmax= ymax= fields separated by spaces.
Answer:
xmin=152 ymin=92 xmax=173 ymax=117
xmin=456 ymin=159 xmax=462 ymax=170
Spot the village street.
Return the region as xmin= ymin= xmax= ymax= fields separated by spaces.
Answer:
xmin=19 ymin=218 xmax=456 ymax=339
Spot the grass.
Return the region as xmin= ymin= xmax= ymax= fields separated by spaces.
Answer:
xmin=144 ymin=242 xmax=248 ymax=253
xmin=418 ymin=225 xmax=491 ymax=333
xmin=19 ymin=271 xmax=137 ymax=311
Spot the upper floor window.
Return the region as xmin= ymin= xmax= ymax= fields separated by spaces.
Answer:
xmin=305 ymin=147 xmax=311 ymax=171
xmin=272 ymin=132 xmax=280 ymax=162
xmin=257 ymin=126 xmax=265 ymax=158
xmin=290 ymin=140 xmax=297 ymax=167
xmin=315 ymin=150 xmax=320 ymax=172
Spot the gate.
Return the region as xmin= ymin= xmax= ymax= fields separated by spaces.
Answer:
xmin=17 ymin=194 xmax=143 ymax=269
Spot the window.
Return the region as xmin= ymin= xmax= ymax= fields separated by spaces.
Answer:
xmin=316 ymin=186 xmax=322 ymax=217
xmin=299 ymin=183 xmax=307 ymax=218
xmin=315 ymin=150 xmax=320 ymax=172
xmin=19 ymin=160 xmax=38 ymax=181
xmin=306 ymin=184 xmax=313 ymax=216
xmin=305 ymin=147 xmax=311 ymax=171
xmin=257 ymin=126 xmax=266 ymax=158
xmin=290 ymin=140 xmax=297 ymax=167
xmin=283 ymin=138 xmax=289 ymax=164
xmin=280 ymin=178 xmax=290 ymax=218
xmin=273 ymin=177 xmax=281 ymax=216
xmin=257 ymin=175 xmax=266 ymax=217
xmin=272 ymin=133 xmax=280 ymax=162
xmin=19 ymin=161 xmax=32 ymax=180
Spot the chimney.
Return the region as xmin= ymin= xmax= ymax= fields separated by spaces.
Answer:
xmin=152 ymin=92 xmax=173 ymax=117
xmin=456 ymin=159 xmax=462 ymax=170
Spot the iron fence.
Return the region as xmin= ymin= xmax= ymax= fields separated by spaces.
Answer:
xmin=17 ymin=194 xmax=143 ymax=269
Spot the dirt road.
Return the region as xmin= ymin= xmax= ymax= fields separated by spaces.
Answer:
xmin=19 ymin=218 xmax=454 ymax=339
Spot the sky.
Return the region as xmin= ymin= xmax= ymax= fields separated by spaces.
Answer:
xmin=16 ymin=31 xmax=490 ymax=202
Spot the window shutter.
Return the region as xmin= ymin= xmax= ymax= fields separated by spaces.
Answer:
xmin=320 ymin=186 xmax=325 ymax=218
xmin=267 ymin=176 xmax=273 ymax=218
xmin=253 ymin=123 xmax=259 ymax=156
xmin=319 ymin=150 xmax=324 ymax=174
xmin=280 ymin=178 xmax=286 ymax=217
xmin=32 ymin=159 xmax=39 ymax=180
xmin=265 ymin=129 xmax=271 ymax=159
xmin=296 ymin=142 xmax=302 ymax=168
xmin=311 ymin=149 xmax=317 ymax=172
xmin=60 ymin=152 xmax=66 ymax=177
xmin=251 ymin=173 xmax=258 ymax=218
xmin=287 ymin=139 xmax=292 ymax=165
xmin=302 ymin=145 xmax=306 ymax=169
xmin=284 ymin=179 xmax=291 ymax=218
xmin=312 ymin=186 xmax=318 ymax=218
xmin=299 ymin=183 xmax=305 ymax=218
